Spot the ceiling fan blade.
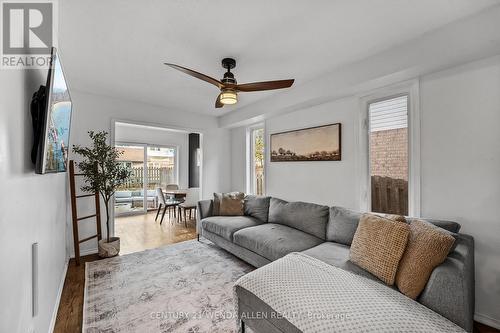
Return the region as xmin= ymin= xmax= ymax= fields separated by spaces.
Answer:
xmin=236 ymin=79 xmax=294 ymax=92
xmin=164 ymin=63 xmax=223 ymax=89
xmin=215 ymin=94 xmax=223 ymax=108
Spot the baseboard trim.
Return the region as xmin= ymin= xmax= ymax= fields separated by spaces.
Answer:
xmin=82 ymin=262 xmax=89 ymax=333
xmin=48 ymin=257 xmax=69 ymax=333
xmin=475 ymin=312 xmax=500 ymax=330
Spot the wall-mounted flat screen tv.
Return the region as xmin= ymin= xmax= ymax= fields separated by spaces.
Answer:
xmin=34 ymin=47 xmax=73 ymax=174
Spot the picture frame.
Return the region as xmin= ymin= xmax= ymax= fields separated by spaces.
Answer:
xmin=270 ymin=123 xmax=341 ymax=162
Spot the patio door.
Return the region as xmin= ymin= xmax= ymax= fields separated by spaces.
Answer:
xmin=146 ymin=146 xmax=177 ymax=210
xmin=115 ymin=144 xmax=146 ymax=215
xmin=114 ymin=143 xmax=178 ymax=216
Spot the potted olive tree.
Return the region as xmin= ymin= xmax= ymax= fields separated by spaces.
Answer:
xmin=73 ymin=131 xmax=130 ymax=258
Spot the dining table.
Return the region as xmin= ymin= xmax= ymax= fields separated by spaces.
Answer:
xmin=163 ymin=189 xmax=187 ymax=200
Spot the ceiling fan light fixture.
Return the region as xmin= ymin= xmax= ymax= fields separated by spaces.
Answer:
xmin=220 ymin=89 xmax=238 ymax=105
xmin=164 ymin=59 xmax=294 ymax=109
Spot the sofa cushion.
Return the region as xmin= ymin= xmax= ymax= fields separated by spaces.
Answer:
xmin=327 ymin=206 xmax=362 ymax=245
xmin=233 ymin=223 xmax=323 ymax=261
xmin=327 ymin=206 xmax=460 ymax=245
xmin=350 ymin=214 xmax=410 ymax=285
xmin=244 ymin=195 xmax=271 ymax=222
xmin=201 ymin=216 xmax=262 ymax=242
xmin=406 ymin=217 xmax=460 ymax=233
xmin=301 ymin=242 xmax=387 ymax=284
xmin=268 ymin=198 xmax=329 ymax=239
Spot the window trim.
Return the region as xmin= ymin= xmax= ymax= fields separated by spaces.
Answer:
xmin=356 ymin=79 xmax=421 ymax=216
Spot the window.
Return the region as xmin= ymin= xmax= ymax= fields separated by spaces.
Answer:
xmin=248 ymin=127 xmax=265 ymax=195
xmin=358 ymin=80 xmax=420 ymax=217
xmin=369 ymin=95 xmax=408 ymax=215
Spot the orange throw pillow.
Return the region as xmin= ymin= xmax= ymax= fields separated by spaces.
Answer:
xmin=395 ymin=220 xmax=455 ymax=299
xmin=350 ymin=213 xmax=410 ymax=285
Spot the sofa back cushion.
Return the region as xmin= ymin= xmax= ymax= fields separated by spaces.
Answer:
xmin=244 ymin=195 xmax=271 ymax=222
xmin=327 ymin=206 xmax=362 ymax=245
xmin=268 ymin=197 xmax=329 ymax=239
xmin=115 ymin=191 xmax=132 ymax=198
xmin=406 ymin=217 xmax=460 ymax=233
xmin=327 ymin=206 xmax=461 ymax=245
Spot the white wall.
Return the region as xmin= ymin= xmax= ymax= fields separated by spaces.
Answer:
xmin=114 ymin=123 xmax=189 ymax=189
xmin=230 ymin=126 xmax=247 ymax=193
xmin=0 ymin=71 xmax=68 ymax=332
xmin=231 ymin=97 xmax=359 ymax=208
xmin=264 ymin=97 xmax=358 ymax=208
xmin=229 ymin=55 xmax=500 ymax=327
xmin=68 ymin=91 xmax=231 ymax=256
xmin=419 ymin=57 xmax=500 ymax=327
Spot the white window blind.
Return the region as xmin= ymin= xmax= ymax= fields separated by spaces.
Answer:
xmin=369 ymin=95 xmax=408 ymax=132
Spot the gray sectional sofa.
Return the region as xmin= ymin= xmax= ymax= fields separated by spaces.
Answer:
xmin=197 ymin=195 xmax=475 ymax=332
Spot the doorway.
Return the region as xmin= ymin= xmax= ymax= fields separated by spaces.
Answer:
xmin=112 ymin=121 xmax=201 ymax=254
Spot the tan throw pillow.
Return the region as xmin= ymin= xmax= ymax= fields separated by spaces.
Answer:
xmin=213 ymin=192 xmax=223 ymax=215
xmin=350 ymin=213 xmax=410 ymax=285
xmin=372 ymin=212 xmax=407 ymax=223
xmin=219 ymin=192 xmax=245 ymax=216
xmin=395 ymin=220 xmax=455 ymax=299
xmin=213 ymin=192 xmax=243 ymax=215
xmin=383 ymin=214 xmax=407 ymax=223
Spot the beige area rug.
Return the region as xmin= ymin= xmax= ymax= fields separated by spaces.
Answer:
xmin=84 ymin=239 xmax=254 ymax=332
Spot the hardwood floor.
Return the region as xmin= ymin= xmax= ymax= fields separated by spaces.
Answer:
xmin=53 ymin=212 xmax=499 ymax=333
xmin=53 ymin=211 xmax=197 ymax=333
xmin=53 ymin=253 xmax=100 ymax=333
xmin=476 ymin=322 xmax=500 ymax=333
xmin=115 ymin=210 xmax=197 ymax=255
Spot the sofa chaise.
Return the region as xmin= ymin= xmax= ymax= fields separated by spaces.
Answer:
xmin=197 ymin=195 xmax=474 ymax=332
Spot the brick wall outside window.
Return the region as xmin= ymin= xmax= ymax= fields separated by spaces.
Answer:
xmin=370 ymin=128 xmax=408 ymax=181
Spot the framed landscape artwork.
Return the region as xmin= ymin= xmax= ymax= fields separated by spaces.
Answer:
xmin=270 ymin=123 xmax=341 ymax=162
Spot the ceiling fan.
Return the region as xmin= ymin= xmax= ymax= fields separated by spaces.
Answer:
xmin=164 ymin=58 xmax=294 ymax=108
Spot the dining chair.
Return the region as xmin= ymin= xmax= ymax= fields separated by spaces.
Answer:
xmin=178 ymin=187 xmax=199 ymax=227
xmin=155 ymin=188 xmax=167 ymax=223
xmin=155 ymin=188 xmax=178 ymax=224
xmin=165 ymin=184 xmax=179 ymax=200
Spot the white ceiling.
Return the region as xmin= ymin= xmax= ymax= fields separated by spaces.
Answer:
xmin=59 ymin=0 xmax=498 ymax=116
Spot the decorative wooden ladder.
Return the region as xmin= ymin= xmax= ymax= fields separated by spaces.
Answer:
xmin=69 ymin=160 xmax=102 ymax=265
